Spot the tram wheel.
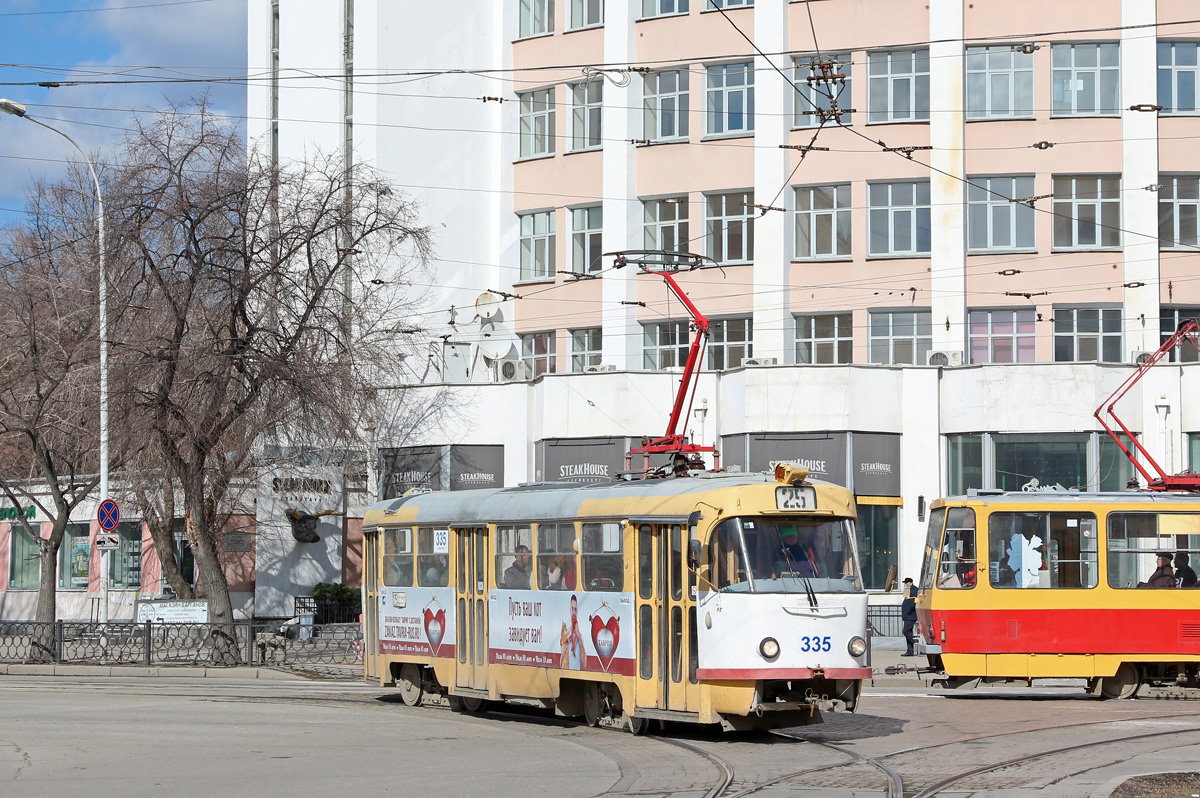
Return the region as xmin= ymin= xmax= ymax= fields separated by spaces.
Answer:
xmin=1100 ymin=663 xmax=1141 ymax=700
xmin=583 ymin=683 xmax=602 ymax=727
xmin=624 ymin=713 xmax=650 ymax=736
xmin=459 ymin=696 xmax=488 ymax=713
xmin=397 ymin=663 xmax=424 ymax=707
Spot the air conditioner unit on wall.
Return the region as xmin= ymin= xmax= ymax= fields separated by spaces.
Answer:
xmin=1130 ymin=350 xmax=1154 ymax=366
xmin=743 ymin=357 xmax=778 ymax=366
xmin=926 ymin=350 xmax=963 ymax=367
xmin=492 ymin=358 xmax=533 ymax=383
xmin=583 ymin=364 xmax=617 ymax=373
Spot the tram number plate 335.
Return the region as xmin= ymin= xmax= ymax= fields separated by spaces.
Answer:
xmin=775 ymin=485 xmax=817 ymax=510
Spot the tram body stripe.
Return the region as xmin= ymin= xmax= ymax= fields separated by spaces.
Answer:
xmin=697 ymin=667 xmax=872 ymax=680
xmin=931 ymin=608 xmax=1200 ymax=655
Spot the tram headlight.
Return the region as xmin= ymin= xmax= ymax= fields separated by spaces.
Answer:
xmin=759 ymin=637 xmax=780 ymax=661
xmin=847 ymin=636 xmax=868 ymax=657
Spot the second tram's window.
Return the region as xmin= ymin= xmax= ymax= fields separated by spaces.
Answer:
xmin=919 ymin=508 xmax=946 ymax=590
xmin=989 ymin=512 xmax=1098 ymax=589
xmin=582 ymin=522 xmax=624 ymax=591
xmin=417 ymin=527 xmax=450 ymax=587
xmin=537 ymin=523 xmax=577 ymax=590
xmin=496 ymin=524 xmax=534 ymax=590
xmin=1108 ymin=512 xmax=1200 ymax=589
xmin=383 ymin=527 xmax=413 ymax=587
xmin=937 ymin=508 xmax=977 ymax=589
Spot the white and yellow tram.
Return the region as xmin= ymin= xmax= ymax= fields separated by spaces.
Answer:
xmin=361 ymin=463 xmax=870 ymax=732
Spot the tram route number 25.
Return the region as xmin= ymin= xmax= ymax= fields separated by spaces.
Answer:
xmin=800 ymin=635 xmax=832 ymax=652
xmin=776 ymin=486 xmax=817 ymax=510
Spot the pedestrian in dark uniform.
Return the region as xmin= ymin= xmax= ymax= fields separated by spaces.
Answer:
xmin=1175 ymin=552 xmax=1197 ymax=588
xmin=901 ymin=577 xmax=918 ymax=656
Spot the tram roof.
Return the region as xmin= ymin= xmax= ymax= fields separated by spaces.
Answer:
xmin=364 ymin=471 xmax=843 ymax=526
xmin=937 ymin=489 xmax=1200 ymax=505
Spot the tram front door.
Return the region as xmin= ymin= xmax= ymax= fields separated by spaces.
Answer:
xmin=634 ymin=523 xmax=698 ymax=714
xmin=362 ymin=528 xmax=380 ymax=682
xmin=455 ymin=527 xmax=489 ymax=691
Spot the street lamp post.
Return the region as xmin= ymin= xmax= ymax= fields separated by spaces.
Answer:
xmin=0 ymin=99 xmax=111 ymax=622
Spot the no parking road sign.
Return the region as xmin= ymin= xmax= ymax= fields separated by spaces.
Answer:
xmin=96 ymin=499 xmax=120 ymax=549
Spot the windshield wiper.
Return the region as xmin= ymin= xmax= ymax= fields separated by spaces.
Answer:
xmin=803 ymin=576 xmax=818 ymax=608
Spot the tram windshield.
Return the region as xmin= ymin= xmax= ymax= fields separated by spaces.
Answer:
xmin=707 ymin=516 xmax=862 ymax=593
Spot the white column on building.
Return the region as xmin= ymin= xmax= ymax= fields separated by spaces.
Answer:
xmin=928 ymin=0 xmax=966 ymax=355
xmin=751 ymin=0 xmax=791 ymax=363
xmin=1121 ymin=0 xmax=1161 ymax=358
xmin=601 ymin=2 xmax=641 ymax=370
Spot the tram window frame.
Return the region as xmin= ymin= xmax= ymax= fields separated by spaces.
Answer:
xmin=537 ymin=522 xmax=578 ymax=590
xmin=919 ymin=508 xmax=946 ymax=591
xmin=638 ymin=524 xmax=653 ymax=599
xmin=936 ymin=507 xmax=977 ymax=589
xmin=496 ymin=524 xmax=534 ymax=590
xmin=670 ymin=524 xmax=683 ymax=601
xmin=582 ymin=521 xmax=624 ymax=592
xmin=1107 ymin=511 xmax=1200 ymax=589
xmin=383 ymin=527 xmax=414 ymax=587
xmin=988 ymin=511 xmax=1098 ymax=589
xmin=417 ymin=527 xmax=450 ymax=587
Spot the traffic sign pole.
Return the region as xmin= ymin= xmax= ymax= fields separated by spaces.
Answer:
xmin=97 ymin=500 xmax=120 ymax=624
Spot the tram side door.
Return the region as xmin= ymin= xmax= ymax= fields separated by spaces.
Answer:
xmin=634 ymin=523 xmax=696 ymax=713
xmin=362 ymin=528 xmax=380 ymax=682
xmin=455 ymin=527 xmax=489 ymax=690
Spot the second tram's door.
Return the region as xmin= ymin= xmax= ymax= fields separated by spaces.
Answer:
xmin=362 ymin=528 xmax=380 ymax=682
xmin=634 ymin=523 xmax=697 ymax=713
xmin=455 ymin=527 xmax=489 ymax=690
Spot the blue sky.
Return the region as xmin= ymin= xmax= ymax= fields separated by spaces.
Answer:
xmin=0 ymin=0 xmax=246 ymax=226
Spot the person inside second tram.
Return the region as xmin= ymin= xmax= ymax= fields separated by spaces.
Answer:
xmin=504 ymin=545 xmax=532 ymax=589
xmin=1175 ymin=552 xmax=1198 ymax=588
xmin=1138 ymin=552 xmax=1176 ymax=588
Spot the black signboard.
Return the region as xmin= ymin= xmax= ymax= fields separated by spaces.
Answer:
xmin=535 ymin=437 xmax=627 ymax=483
xmin=379 ymin=446 xmax=443 ymax=499
xmin=448 ymin=444 xmax=505 ymax=491
xmin=852 ymin=433 xmax=902 ymax=496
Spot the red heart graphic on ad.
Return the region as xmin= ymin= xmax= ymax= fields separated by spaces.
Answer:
xmin=590 ymin=614 xmax=619 ymax=672
xmin=424 ymin=607 xmax=445 ymax=656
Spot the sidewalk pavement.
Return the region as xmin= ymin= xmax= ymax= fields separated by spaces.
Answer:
xmin=867 ymin=636 xmax=934 ymax=688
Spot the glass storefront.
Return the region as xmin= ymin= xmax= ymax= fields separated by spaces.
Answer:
xmin=8 ymin=523 xmax=40 ymax=590
xmin=948 ymin=434 xmax=983 ymax=496
xmin=994 ymin=433 xmax=1088 ymax=491
xmin=856 ymin=502 xmax=898 ymax=590
xmin=948 ymin=431 xmax=1139 ymax=493
xmin=57 ymin=523 xmax=91 ymax=589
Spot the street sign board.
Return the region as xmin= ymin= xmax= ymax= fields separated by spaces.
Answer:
xmin=98 ymin=499 xmax=120 ymax=531
xmin=95 ymin=533 xmax=120 ymax=550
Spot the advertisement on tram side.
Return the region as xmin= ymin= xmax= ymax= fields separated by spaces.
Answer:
xmin=378 ymin=586 xmax=456 ymax=659
xmin=488 ymin=590 xmax=635 ymax=676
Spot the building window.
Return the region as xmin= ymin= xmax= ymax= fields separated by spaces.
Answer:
xmin=966 ymin=45 xmax=1034 ymax=119
xmin=645 ymin=198 xmax=690 ymax=253
xmin=967 ymin=176 xmax=1035 ymax=252
xmin=868 ymin=181 xmax=931 ymax=256
xmin=519 ymin=0 xmax=554 ymax=38
xmin=947 ymin=434 xmax=983 ymax=496
xmin=795 ymin=312 xmax=852 ymax=364
xmin=708 ymin=0 xmax=751 ymax=6
xmin=706 ymin=62 xmax=754 ymax=136
xmin=571 ymin=206 xmax=603 ymax=274
xmin=1159 ymin=175 xmax=1199 ymax=250
xmin=58 ymin=522 xmax=91 ymax=589
xmin=8 ymin=522 xmax=40 ymax=589
xmin=641 ymin=0 xmax=687 ymax=18
xmin=856 ymin=503 xmax=898 ymax=591
xmin=643 ymin=320 xmax=690 ymax=369
xmin=705 ymin=191 xmax=753 ymax=264
xmin=1052 ymin=43 xmax=1120 ymax=116
xmin=707 ymin=318 xmax=752 ymax=370
xmin=994 ymin=433 xmax=1089 ymax=492
xmin=644 ymin=70 xmax=689 ymax=142
xmin=518 ymin=88 xmax=555 ymax=159
xmin=867 ymin=49 xmax=929 ymax=123
xmin=869 ymin=310 xmax=932 ymax=365
xmin=570 ymin=80 xmax=602 ymax=152
xmin=110 ymin=522 xmax=142 ymax=589
xmin=793 ymin=55 xmax=851 ymax=127
xmin=569 ymin=0 xmax=602 ymax=29
xmin=1159 ymin=42 xmax=1199 ymax=114
xmin=1161 ymin=307 xmax=1200 ymax=362
xmin=571 ymin=328 xmax=602 ymax=371
xmin=519 ymin=210 xmax=556 ymax=281
xmin=968 ymin=309 xmax=1036 ymax=364
xmin=1053 ymin=308 xmax=1121 ymax=362
xmin=521 ymin=331 xmax=557 ymax=375
xmin=795 ymin=184 xmax=851 ymax=259
xmin=1052 ymin=175 xmax=1120 ymax=249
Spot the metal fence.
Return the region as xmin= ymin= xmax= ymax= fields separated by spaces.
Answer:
xmin=868 ymin=604 xmax=904 ymax=638
xmin=0 ymin=620 xmax=363 ymax=667
xmin=295 ymin=596 xmax=362 ymax=625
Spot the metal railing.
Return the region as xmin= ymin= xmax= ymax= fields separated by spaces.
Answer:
xmin=295 ymin=596 xmax=362 ymax=625
xmin=867 ymin=604 xmax=904 ymax=638
xmin=0 ymin=620 xmax=363 ymax=668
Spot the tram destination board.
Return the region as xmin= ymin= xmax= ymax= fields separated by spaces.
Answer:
xmin=776 ymin=485 xmax=817 ymax=510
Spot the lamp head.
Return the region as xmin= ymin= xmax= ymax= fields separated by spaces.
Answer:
xmin=0 ymin=99 xmax=28 ymax=118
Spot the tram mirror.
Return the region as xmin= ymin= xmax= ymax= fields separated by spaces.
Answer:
xmin=688 ymin=538 xmax=702 ymax=570
xmin=687 ymin=510 xmax=703 ymax=526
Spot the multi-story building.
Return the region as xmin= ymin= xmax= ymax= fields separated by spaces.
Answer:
xmin=240 ymin=0 xmax=1200 ymax=599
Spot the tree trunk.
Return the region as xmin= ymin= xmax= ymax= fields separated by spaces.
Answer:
xmin=183 ymin=473 xmax=238 ymax=664
xmin=31 ymin=531 xmax=61 ymax=663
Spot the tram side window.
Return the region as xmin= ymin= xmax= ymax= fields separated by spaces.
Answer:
xmin=417 ymin=527 xmax=449 ymax=587
xmin=937 ymin=508 xmax=977 ymax=589
xmin=709 ymin=520 xmax=745 ymax=590
xmin=537 ymin=523 xmax=577 ymax=590
xmin=1108 ymin=512 xmax=1200 ymax=589
xmin=383 ymin=527 xmax=413 ymax=587
xmin=496 ymin=524 xmax=534 ymax=590
xmin=988 ymin=512 xmax=1097 ymax=589
xmin=582 ymin=522 xmax=623 ymax=591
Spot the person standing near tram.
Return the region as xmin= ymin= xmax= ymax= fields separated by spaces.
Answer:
xmin=901 ymin=577 xmax=918 ymax=657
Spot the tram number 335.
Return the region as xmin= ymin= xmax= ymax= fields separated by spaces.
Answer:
xmin=776 ymin=486 xmax=817 ymax=510
xmin=800 ymin=635 xmax=833 ymax=652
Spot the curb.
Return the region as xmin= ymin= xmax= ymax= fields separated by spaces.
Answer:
xmin=0 ymin=663 xmax=313 ymax=680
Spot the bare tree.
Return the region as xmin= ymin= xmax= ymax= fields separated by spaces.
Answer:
xmin=109 ymin=102 xmax=434 ymax=658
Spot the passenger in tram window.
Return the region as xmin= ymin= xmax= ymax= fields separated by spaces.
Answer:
xmin=421 ymin=555 xmax=449 ymax=587
xmin=543 ymin=555 xmax=575 ymax=590
xmin=504 ymin=545 xmax=533 ymax=589
xmin=1139 ymin=552 xmax=1176 ymax=588
xmin=1175 ymin=552 xmax=1198 ymax=588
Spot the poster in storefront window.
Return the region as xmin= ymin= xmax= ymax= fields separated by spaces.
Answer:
xmin=70 ymin=540 xmax=89 ymax=587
